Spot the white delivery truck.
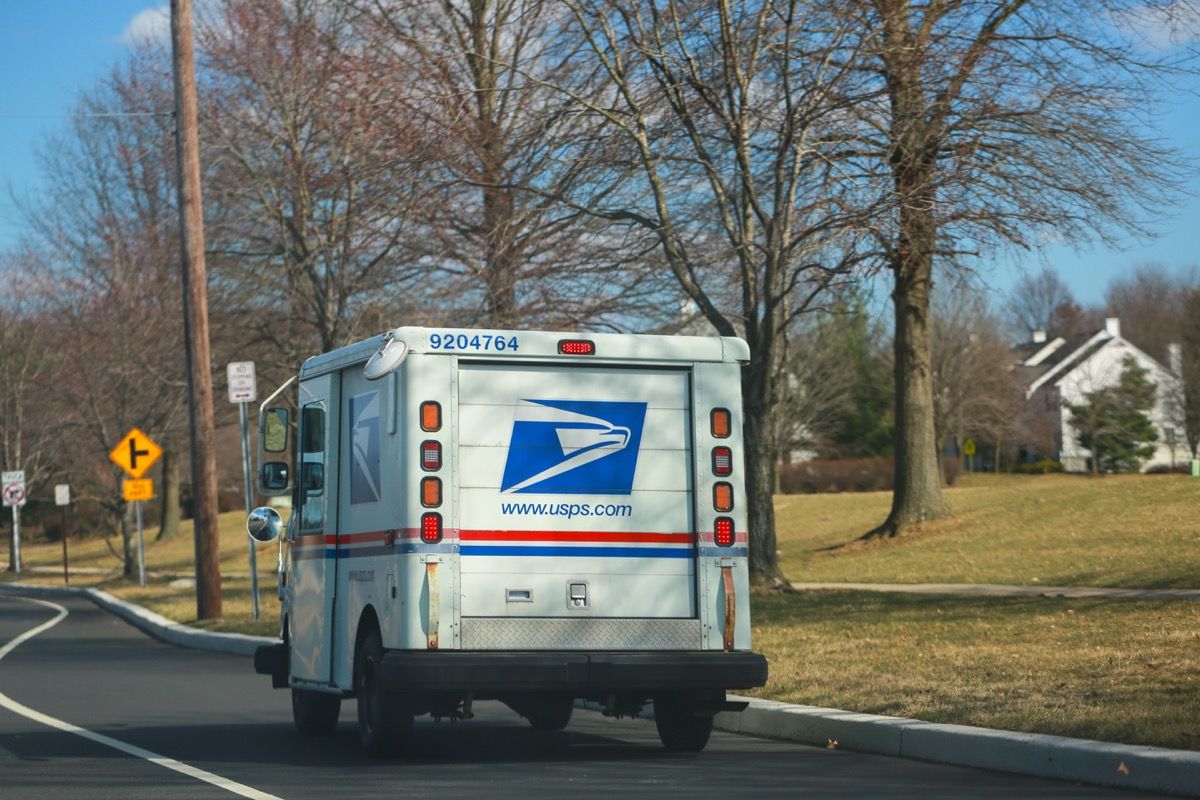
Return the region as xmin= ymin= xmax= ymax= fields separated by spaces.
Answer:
xmin=248 ymin=326 xmax=767 ymax=756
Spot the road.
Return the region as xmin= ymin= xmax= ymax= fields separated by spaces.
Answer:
xmin=0 ymin=593 xmax=1166 ymax=799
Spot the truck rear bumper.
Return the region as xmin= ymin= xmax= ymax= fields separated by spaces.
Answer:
xmin=378 ymin=650 xmax=768 ymax=694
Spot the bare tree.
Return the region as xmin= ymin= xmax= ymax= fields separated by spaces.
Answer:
xmin=932 ymin=280 xmax=1021 ymax=462
xmin=197 ymin=0 xmax=429 ymax=370
xmin=357 ymin=0 xmax=675 ymax=331
xmin=1004 ymin=267 xmax=1075 ymax=341
xmin=1105 ymin=262 xmax=1199 ymax=362
xmin=550 ymin=1 xmax=874 ymax=585
xmin=19 ymin=56 xmax=189 ymax=576
xmin=0 ymin=265 xmax=60 ymax=571
xmin=849 ymin=0 xmax=1189 ymax=538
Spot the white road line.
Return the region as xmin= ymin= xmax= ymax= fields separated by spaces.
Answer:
xmin=0 ymin=596 xmax=283 ymax=800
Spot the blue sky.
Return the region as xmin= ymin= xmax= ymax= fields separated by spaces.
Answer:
xmin=1 ymin=2 xmax=1197 ymax=308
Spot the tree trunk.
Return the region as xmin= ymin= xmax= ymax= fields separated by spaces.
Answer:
xmin=742 ymin=359 xmax=788 ymax=588
xmin=156 ymin=450 xmax=181 ymax=541
xmin=865 ymin=172 xmax=948 ymax=538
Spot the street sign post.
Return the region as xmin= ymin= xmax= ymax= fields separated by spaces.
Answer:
xmin=228 ymin=361 xmax=261 ymax=620
xmin=110 ymin=430 xmax=162 ymax=587
xmin=55 ymin=484 xmax=70 ymax=584
xmin=963 ymin=438 xmax=977 ymax=473
xmin=2 ymin=470 xmax=25 ymax=575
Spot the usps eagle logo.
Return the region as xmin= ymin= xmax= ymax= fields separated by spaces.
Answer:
xmin=500 ymin=399 xmax=647 ymax=494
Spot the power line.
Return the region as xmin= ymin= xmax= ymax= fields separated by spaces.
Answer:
xmin=0 ymin=112 xmax=171 ymax=119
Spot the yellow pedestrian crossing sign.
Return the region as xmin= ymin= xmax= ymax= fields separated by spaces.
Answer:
xmin=963 ymin=439 xmax=976 ymax=456
xmin=109 ymin=428 xmax=163 ymax=479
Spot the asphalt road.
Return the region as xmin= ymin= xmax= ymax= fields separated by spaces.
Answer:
xmin=0 ymin=594 xmax=1168 ymax=799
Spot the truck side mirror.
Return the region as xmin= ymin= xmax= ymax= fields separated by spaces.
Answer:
xmin=247 ymin=506 xmax=283 ymax=543
xmin=261 ymin=461 xmax=290 ymax=491
xmin=263 ymin=408 xmax=289 ymax=453
xmin=301 ymin=462 xmax=324 ymax=493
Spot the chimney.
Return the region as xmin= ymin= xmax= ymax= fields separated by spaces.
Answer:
xmin=1168 ymin=342 xmax=1183 ymax=376
xmin=1031 ymin=330 xmax=1047 ymax=344
xmin=1104 ymin=317 xmax=1121 ymax=338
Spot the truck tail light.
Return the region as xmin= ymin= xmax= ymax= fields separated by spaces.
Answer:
xmin=421 ymin=512 xmax=443 ymax=543
xmin=713 ymin=482 xmax=733 ymax=512
xmin=421 ymin=440 xmax=441 ymax=471
xmin=715 ymin=517 xmax=734 ymax=547
xmin=421 ymin=477 xmax=442 ymax=508
xmin=557 ymin=339 xmax=595 ymax=355
xmin=420 ymin=401 xmax=441 ymax=432
xmin=712 ymin=446 xmax=732 ymax=476
xmin=711 ymin=408 xmax=731 ymax=438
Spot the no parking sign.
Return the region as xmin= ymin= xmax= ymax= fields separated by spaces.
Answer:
xmin=2 ymin=470 xmax=26 ymax=508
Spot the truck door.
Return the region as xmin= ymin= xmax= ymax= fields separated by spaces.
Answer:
xmin=457 ymin=363 xmax=696 ymax=623
xmin=289 ymin=373 xmax=341 ymax=683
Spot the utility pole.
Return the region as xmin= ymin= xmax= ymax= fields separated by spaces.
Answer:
xmin=171 ymin=0 xmax=222 ymax=619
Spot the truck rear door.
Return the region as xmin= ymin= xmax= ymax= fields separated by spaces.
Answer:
xmin=456 ymin=362 xmax=696 ymax=624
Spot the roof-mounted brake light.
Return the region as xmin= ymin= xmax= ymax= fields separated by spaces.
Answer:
xmin=558 ymin=339 xmax=595 ymax=355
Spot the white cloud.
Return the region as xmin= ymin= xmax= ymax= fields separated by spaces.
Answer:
xmin=118 ymin=4 xmax=170 ymax=46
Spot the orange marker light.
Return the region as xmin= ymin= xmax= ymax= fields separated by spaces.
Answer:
xmin=420 ymin=401 xmax=442 ymax=432
xmin=421 ymin=477 xmax=442 ymax=508
xmin=711 ymin=408 xmax=731 ymax=438
xmin=714 ymin=482 xmax=734 ymax=512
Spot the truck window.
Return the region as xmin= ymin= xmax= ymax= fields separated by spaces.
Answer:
xmin=299 ymin=402 xmax=326 ymax=533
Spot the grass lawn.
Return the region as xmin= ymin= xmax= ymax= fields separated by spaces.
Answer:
xmin=776 ymin=473 xmax=1200 ymax=588
xmin=751 ymin=590 xmax=1200 ymax=751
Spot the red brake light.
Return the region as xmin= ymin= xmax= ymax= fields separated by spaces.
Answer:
xmin=715 ymin=517 xmax=734 ymax=547
xmin=421 ymin=512 xmax=443 ymax=543
xmin=558 ymin=339 xmax=595 ymax=355
xmin=421 ymin=440 xmax=441 ymax=471
xmin=712 ymin=446 xmax=733 ymax=476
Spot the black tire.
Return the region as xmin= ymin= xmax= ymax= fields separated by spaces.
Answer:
xmin=355 ymin=630 xmax=412 ymax=758
xmin=525 ymin=697 xmax=574 ymax=732
xmin=291 ymin=687 xmax=340 ymax=736
xmin=653 ymin=694 xmax=713 ymax=752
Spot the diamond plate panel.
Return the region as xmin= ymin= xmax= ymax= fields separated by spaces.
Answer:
xmin=460 ymin=617 xmax=702 ymax=650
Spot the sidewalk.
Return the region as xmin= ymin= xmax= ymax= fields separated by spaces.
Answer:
xmin=791 ymin=581 xmax=1200 ymax=600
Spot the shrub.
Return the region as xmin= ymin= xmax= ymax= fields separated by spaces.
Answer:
xmin=1012 ymin=459 xmax=1064 ymax=474
xmin=1145 ymin=464 xmax=1189 ymax=475
xmin=779 ymin=457 xmax=966 ymax=494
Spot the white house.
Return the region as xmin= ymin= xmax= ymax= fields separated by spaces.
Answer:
xmin=1013 ymin=318 xmax=1184 ymax=472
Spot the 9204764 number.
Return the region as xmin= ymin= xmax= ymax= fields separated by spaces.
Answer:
xmin=429 ymin=332 xmax=519 ymax=352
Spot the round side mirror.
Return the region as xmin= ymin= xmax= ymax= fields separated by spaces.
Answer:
xmin=247 ymin=506 xmax=283 ymax=543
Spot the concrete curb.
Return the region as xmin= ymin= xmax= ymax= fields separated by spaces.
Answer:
xmin=715 ymin=695 xmax=1200 ymax=798
xmin=0 ymin=582 xmax=278 ymax=656
xmin=4 ymin=582 xmax=1196 ymax=796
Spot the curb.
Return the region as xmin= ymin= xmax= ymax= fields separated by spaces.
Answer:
xmin=0 ymin=582 xmax=278 ymax=656
xmin=715 ymin=696 xmax=1200 ymax=798
xmin=4 ymin=582 xmax=1197 ymax=797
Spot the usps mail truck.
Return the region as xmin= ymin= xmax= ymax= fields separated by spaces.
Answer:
xmin=249 ymin=327 xmax=768 ymax=755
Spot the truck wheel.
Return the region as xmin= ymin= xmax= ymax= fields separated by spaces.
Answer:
xmin=291 ymin=688 xmax=340 ymax=736
xmin=355 ymin=630 xmax=411 ymax=757
xmin=653 ymin=694 xmax=713 ymax=752
xmin=525 ymin=697 xmax=574 ymax=731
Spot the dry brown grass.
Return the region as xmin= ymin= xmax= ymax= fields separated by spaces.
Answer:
xmin=750 ymin=590 xmax=1200 ymax=751
xmin=777 ymin=473 xmax=1200 ymax=588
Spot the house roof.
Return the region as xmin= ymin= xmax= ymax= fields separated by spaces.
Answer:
xmin=1013 ymin=322 xmax=1176 ymax=399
